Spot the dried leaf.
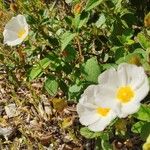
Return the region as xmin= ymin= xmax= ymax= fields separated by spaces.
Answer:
xmin=0 ymin=126 xmax=16 ymax=140
xmin=38 ymin=102 xmax=52 ymax=121
xmin=52 ymin=98 xmax=67 ymax=111
xmin=4 ymin=103 xmax=18 ymax=118
xmin=62 ymin=117 xmax=73 ymax=129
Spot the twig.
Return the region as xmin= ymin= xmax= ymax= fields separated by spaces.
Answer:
xmin=76 ymin=36 xmax=84 ymax=62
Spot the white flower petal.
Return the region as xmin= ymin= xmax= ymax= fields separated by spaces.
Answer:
xmin=79 ymin=98 xmax=96 ymax=109
xmin=88 ymin=110 xmax=117 ymax=132
xmin=118 ymin=63 xmax=147 ymax=89
xmin=134 ymin=77 xmax=149 ymax=103
xmin=118 ymin=102 xmax=140 ymax=118
xmin=5 ymin=39 xmax=23 ymax=46
xmin=118 ymin=63 xmax=130 ymax=84
xmin=76 ymin=103 xmax=84 ymax=117
xmin=3 ymin=30 xmax=18 ymax=42
xmin=81 ymin=85 xmax=98 ymax=99
xmin=80 ymin=85 xmax=100 ymax=106
xmin=95 ymin=85 xmax=119 ymax=110
xmin=17 ymin=14 xmax=28 ymax=27
xmin=3 ymin=30 xmax=23 ymax=46
xmin=98 ymin=67 xmax=119 ymax=88
xmin=79 ymin=110 xmax=100 ymax=126
xmin=76 ymin=102 xmax=96 ymax=118
xmin=5 ymin=17 xmax=21 ymax=32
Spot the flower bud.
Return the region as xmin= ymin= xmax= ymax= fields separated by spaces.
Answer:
xmin=144 ymin=12 xmax=150 ymax=27
xmin=73 ymin=3 xmax=82 ymax=14
xmin=10 ymin=3 xmax=18 ymax=12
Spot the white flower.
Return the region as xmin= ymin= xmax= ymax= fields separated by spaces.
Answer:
xmin=98 ymin=63 xmax=149 ymax=118
xmin=3 ymin=14 xmax=28 ymax=46
xmin=77 ymin=85 xmax=117 ymax=132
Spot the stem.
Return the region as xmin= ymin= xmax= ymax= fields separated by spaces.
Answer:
xmin=76 ymin=36 xmax=84 ymax=62
xmin=17 ymin=46 xmax=25 ymax=64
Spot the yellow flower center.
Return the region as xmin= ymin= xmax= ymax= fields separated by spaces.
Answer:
xmin=17 ymin=28 xmax=26 ymax=38
xmin=96 ymin=107 xmax=110 ymax=116
xmin=116 ymin=86 xmax=134 ymax=103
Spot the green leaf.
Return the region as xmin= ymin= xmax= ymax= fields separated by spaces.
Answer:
xmin=85 ymin=0 xmax=103 ymax=11
xmin=79 ymin=12 xmax=89 ymax=28
xmin=80 ymin=127 xmax=101 ymax=139
xmin=102 ymin=63 xmax=117 ymax=70
xmin=59 ymin=80 xmax=68 ymax=96
xmin=117 ymin=28 xmax=134 ymax=45
xmin=121 ymin=12 xmax=136 ymax=28
xmin=0 ymin=53 xmax=4 ymax=61
xmin=133 ymin=104 xmax=150 ymax=122
xmin=29 ymin=67 xmax=42 ymax=81
xmin=83 ymin=57 xmax=101 ymax=83
xmin=95 ymin=13 xmax=106 ymax=28
xmin=137 ymin=32 xmax=150 ymax=50
xmin=131 ymin=121 xmax=145 ymax=134
xmin=44 ymin=78 xmax=58 ymax=96
xmin=69 ymin=84 xmax=82 ymax=93
xmin=95 ymin=138 xmax=102 ymax=150
xmin=134 ymin=48 xmax=148 ymax=59
xmin=72 ymin=12 xmax=89 ymax=29
xmin=111 ymin=46 xmax=125 ymax=61
xmin=26 ymin=15 xmax=38 ymax=24
xmin=40 ymin=58 xmax=51 ymax=68
xmin=100 ymin=133 xmax=112 ymax=150
xmin=29 ymin=58 xmax=51 ymax=81
xmin=61 ymin=32 xmax=76 ymax=50
xmin=63 ymin=45 xmax=77 ymax=62
xmin=141 ymin=123 xmax=150 ymax=140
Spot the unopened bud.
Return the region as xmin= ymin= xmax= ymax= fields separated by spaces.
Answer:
xmin=144 ymin=12 xmax=150 ymax=27
xmin=128 ymin=55 xmax=141 ymax=66
xmin=10 ymin=3 xmax=18 ymax=12
xmin=73 ymin=3 xmax=82 ymax=14
xmin=0 ymin=11 xmax=3 ymax=18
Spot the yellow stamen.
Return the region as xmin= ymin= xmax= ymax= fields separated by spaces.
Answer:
xmin=116 ymin=86 xmax=134 ymax=103
xmin=17 ymin=28 xmax=26 ymax=38
xmin=96 ymin=107 xmax=110 ymax=116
